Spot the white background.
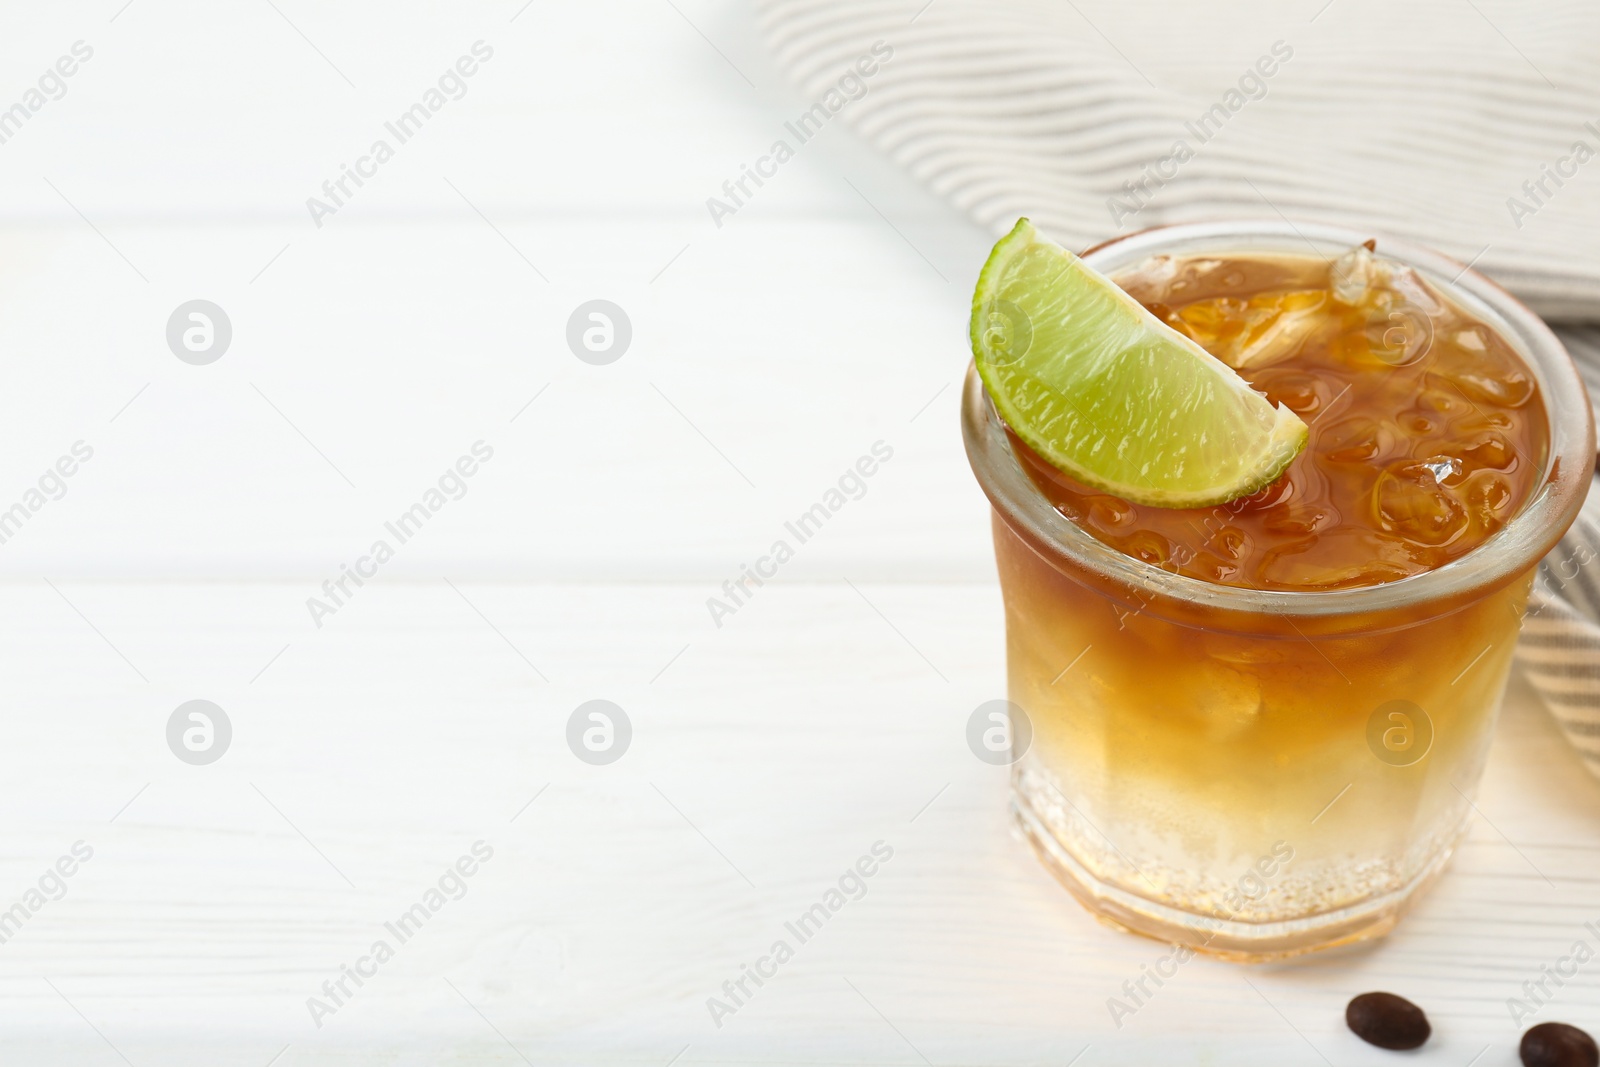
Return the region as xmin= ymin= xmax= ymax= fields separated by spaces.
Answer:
xmin=0 ymin=1 xmax=1596 ymax=1065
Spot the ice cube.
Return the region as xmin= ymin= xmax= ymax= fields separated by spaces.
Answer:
xmin=1252 ymin=368 xmax=1324 ymax=415
xmin=1366 ymin=265 xmax=1443 ymax=367
xmin=1180 ymin=290 xmax=1329 ymax=370
xmin=1210 ymin=524 xmax=1249 ymax=561
xmin=1262 ymin=501 xmax=1334 ymax=537
xmin=1320 ymin=416 xmax=1387 ymax=464
xmin=1400 ymin=411 xmax=1440 ymax=437
xmin=1467 ymin=470 xmax=1514 ymax=525
xmin=1121 ymin=530 xmax=1180 ymax=570
xmin=1416 ymin=388 xmax=1467 ymax=419
xmin=1114 ymin=254 xmax=1182 ymax=298
xmin=1329 ymin=246 xmax=1441 ymax=367
xmin=1374 ymin=461 xmax=1468 ymax=546
xmin=1432 ymin=329 xmax=1536 ymax=406
xmin=1174 ymin=296 xmax=1247 ymax=350
xmin=1086 ymin=496 xmax=1137 ymax=533
xmin=1417 ymin=455 xmax=1463 ymax=486
xmin=1452 ymin=431 xmax=1517 ymax=473
xmin=1380 ymin=261 xmax=1445 ymax=319
xmin=1330 ymin=245 xmax=1376 ymax=306
xmin=1195 ymin=664 xmax=1263 ymax=741
xmin=1256 ymin=528 xmax=1420 ymax=589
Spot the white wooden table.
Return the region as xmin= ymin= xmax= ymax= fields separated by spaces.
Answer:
xmin=0 ymin=2 xmax=1597 ymax=1064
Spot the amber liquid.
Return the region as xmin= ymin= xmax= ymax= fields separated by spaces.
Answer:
xmin=996 ymin=247 xmax=1549 ymax=957
xmin=1013 ymin=250 xmax=1550 ymax=590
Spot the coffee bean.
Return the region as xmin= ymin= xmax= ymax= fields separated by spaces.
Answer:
xmin=1521 ymin=1023 xmax=1599 ymax=1067
xmin=1346 ymin=991 xmax=1431 ymax=1050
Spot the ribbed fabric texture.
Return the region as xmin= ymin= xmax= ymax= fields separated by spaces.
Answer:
xmin=755 ymin=0 xmax=1600 ymax=776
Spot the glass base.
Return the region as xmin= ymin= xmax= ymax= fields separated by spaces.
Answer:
xmin=1011 ymin=786 xmax=1465 ymax=962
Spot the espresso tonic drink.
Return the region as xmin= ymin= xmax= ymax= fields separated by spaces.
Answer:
xmin=963 ymin=221 xmax=1594 ymax=959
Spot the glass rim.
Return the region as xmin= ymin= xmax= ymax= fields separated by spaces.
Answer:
xmin=962 ymin=219 xmax=1596 ymax=618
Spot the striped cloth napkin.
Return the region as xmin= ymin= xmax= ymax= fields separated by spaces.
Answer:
xmin=755 ymin=0 xmax=1600 ymax=776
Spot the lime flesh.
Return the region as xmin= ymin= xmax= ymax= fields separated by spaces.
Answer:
xmin=971 ymin=219 xmax=1308 ymax=509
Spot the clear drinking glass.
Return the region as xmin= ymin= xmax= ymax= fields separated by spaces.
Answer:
xmin=961 ymin=221 xmax=1595 ymax=959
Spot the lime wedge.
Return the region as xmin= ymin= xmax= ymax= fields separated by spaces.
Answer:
xmin=971 ymin=219 xmax=1308 ymax=508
